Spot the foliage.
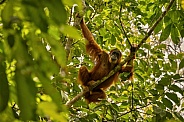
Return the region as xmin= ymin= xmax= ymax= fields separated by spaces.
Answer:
xmin=0 ymin=0 xmax=184 ymax=121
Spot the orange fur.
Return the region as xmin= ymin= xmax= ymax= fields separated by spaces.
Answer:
xmin=78 ymin=18 xmax=135 ymax=104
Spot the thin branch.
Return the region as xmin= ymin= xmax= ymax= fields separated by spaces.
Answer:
xmin=65 ymin=7 xmax=76 ymax=59
xmin=66 ymin=0 xmax=175 ymax=107
xmin=119 ymin=103 xmax=152 ymax=117
xmin=131 ymin=81 xmax=134 ymax=110
xmin=119 ymin=4 xmax=132 ymax=47
xmin=66 ymin=52 xmax=136 ymax=107
xmin=66 ymin=88 xmax=88 ymax=107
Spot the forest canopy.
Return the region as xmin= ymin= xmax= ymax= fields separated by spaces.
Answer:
xmin=0 ymin=0 xmax=184 ymax=121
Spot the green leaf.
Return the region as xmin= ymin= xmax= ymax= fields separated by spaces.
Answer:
xmin=160 ymin=24 xmax=171 ymax=42
xmin=12 ymin=35 xmax=37 ymax=120
xmin=22 ymin=1 xmax=48 ymax=32
xmin=172 ymin=74 xmax=180 ymax=79
xmin=171 ymin=25 xmax=179 ymax=44
xmin=62 ymin=0 xmax=83 ymax=10
xmin=15 ymin=71 xmax=37 ymax=121
xmin=143 ymin=44 xmax=151 ymax=50
xmin=155 ymin=84 xmax=164 ymax=94
xmin=166 ymin=92 xmax=180 ymax=106
xmin=149 ymin=89 xmax=158 ymax=96
xmin=111 ymin=103 xmax=119 ymax=112
xmin=169 ymin=10 xmax=179 ymax=22
xmin=162 ymin=98 xmax=173 ymax=109
xmin=180 ymin=29 xmax=184 ymax=37
xmin=156 ymin=44 xmax=166 ymax=49
xmin=60 ymin=25 xmax=82 ymax=40
xmin=1 ymin=1 xmax=13 ymax=28
xmin=37 ymin=72 xmax=62 ymax=111
xmin=158 ymin=77 xmax=171 ymax=86
xmin=111 ymin=34 xmax=116 ymax=45
xmin=38 ymin=102 xmax=67 ymax=122
xmin=44 ymin=0 xmax=67 ymax=25
xmin=168 ymin=54 xmax=176 ymax=60
xmin=171 ymin=60 xmax=177 ymax=71
xmin=169 ymin=85 xmax=183 ymax=95
xmin=166 ymin=111 xmax=173 ymax=119
xmin=154 ymin=20 xmax=163 ymax=34
xmin=155 ymin=84 xmax=164 ymax=91
xmin=87 ymin=113 xmax=98 ymax=119
xmin=0 ymin=57 xmax=9 ymax=112
xmin=135 ymin=73 xmax=144 ymax=82
xmin=179 ymin=58 xmax=184 ymax=70
xmin=164 ymin=15 xmax=171 ymax=23
xmin=45 ymin=35 xmax=66 ymax=68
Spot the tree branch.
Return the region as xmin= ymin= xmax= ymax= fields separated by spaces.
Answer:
xmin=119 ymin=4 xmax=132 ymax=47
xmin=66 ymin=0 xmax=175 ymax=107
xmin=119 ymin=103 xmax=152 ymax=117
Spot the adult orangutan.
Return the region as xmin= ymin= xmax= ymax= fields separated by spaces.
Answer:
xmin=78 ymin=18 xmax=136 ymax=104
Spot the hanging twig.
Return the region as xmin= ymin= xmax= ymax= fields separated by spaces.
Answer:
xmin=119 ymin=4 xmax=132 ymax=47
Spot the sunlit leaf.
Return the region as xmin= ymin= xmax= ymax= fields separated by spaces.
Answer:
xmin=44 ymin=0 xmax=67 ymax=25
xmin=60 ymin=25 xmax=82 ymax=40
xmin=1 ymin=1 xmax=13 ymax=28
xmin=48 ymin=26 xmax=60 ymax=40
xmin=62 ymin=0 xmax=83 ymax=10
xmin=182 ymin=0 xmax=184 ymax=9
xmin=38 ymin=102 xmax=67 ymax=122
